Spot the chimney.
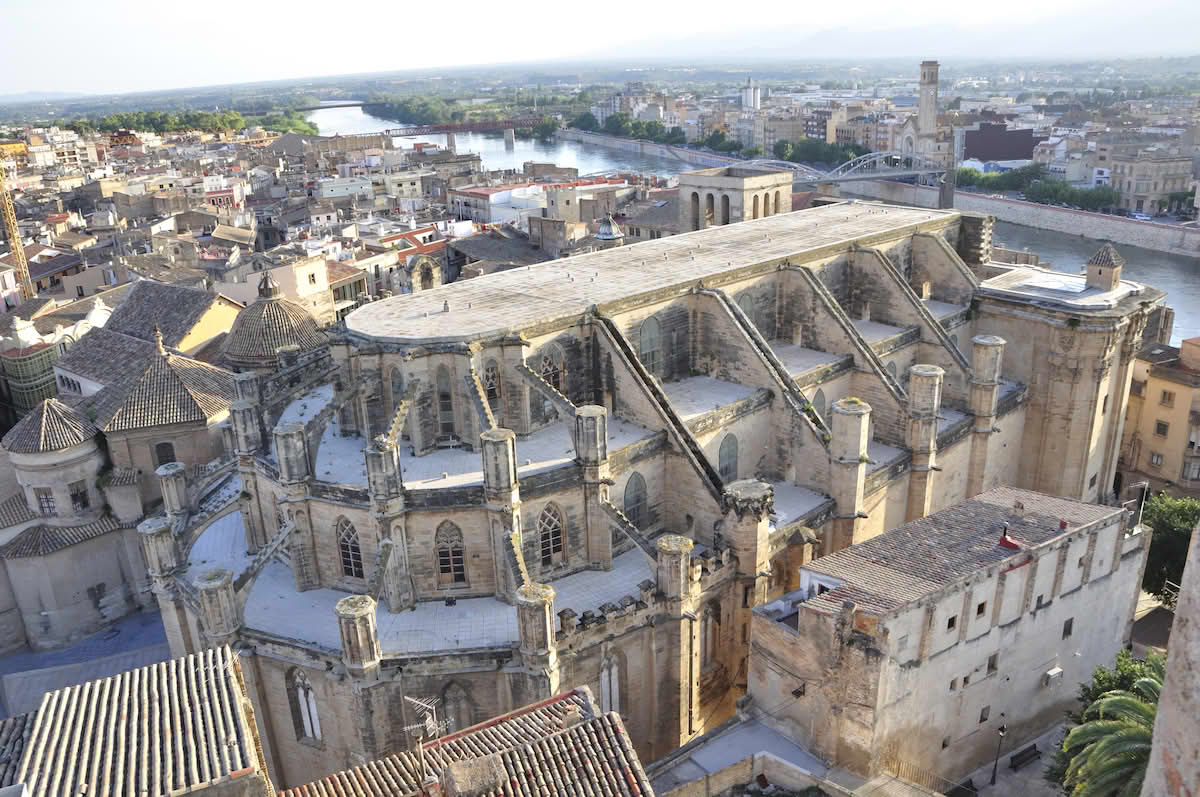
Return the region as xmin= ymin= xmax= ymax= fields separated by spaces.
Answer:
xmin=998 ymin=522 xmax=1022 ymax=550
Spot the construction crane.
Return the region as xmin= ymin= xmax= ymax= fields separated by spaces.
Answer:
xmin=0 ymin=163 xmax=34 ymax=302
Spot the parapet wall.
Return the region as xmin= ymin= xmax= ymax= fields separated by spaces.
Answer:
xmin=849 ymin=181 xmax=1200 ymax=258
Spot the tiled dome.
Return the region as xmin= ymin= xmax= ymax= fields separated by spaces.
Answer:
xmin=222 ymin=272 xmax=326 ymax=370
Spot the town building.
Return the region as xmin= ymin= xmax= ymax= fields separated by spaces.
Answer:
xmin=136 ymin=201 xmax=1167 ymax=789
xmin=1120 ymin=334 xmax=1200 ymax=495
xmin=1111 ymin=144 xmax=1195 ymax=214
xmin=0 ymin=398 xmax=152 ymax=651
xmin=747 ymin=486 xmax=1147 ymax=783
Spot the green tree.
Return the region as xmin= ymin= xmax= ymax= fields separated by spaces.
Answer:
xmin=743 ymin=146 xmax=762 ymax=158
xmin=773 ymin=140 xmax=793 ymax=160
xmin=603 ymin=112 xmax=633 ymax=138
xmin=571 ymin=112 xmax=598 ymax=131
xmin=663 ymin=126 xmax=687 ymax=146
xmin=1059 ymin=652 xmax=1164 ymax=797
xmin=643 ymin=120 xmax=666 ymax=142
xmin=532 ymin=117 xmax=558 ymax=140
xmin=629 ymin=120 xmax=647 ymax=139
xmin=1046 ymin=650 xmax=1161 ymax=793
xmin=1140 ymin=493 xmax=1200 ymax=603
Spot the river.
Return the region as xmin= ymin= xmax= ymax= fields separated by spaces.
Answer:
xmin=304 ymin=105 xmax=688 ymax=176
xmin=305 ymin=106 xmax=1198 ymax=344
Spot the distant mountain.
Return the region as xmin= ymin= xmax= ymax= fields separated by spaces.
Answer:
xmin=0 ymin=91 xmax=88 ymax=104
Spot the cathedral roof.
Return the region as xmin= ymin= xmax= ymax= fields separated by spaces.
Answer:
xmin=1087 ymin=242 xmax=1126 ymax=270
xmin=88 ymin=338 xmax=236 ymax=432
xmin=222 ymin=273 xmax=326 ymax=367
xmin=1 ymin=399 xmax=98 ymax=454
xmin=281 ymin=688 xmax=652 ymax=797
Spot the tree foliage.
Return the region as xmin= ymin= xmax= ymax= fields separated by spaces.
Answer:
xmin=571 ymin=112 xmax=598 ymax=131
xmin=603 ymin=112 xmax=633 ymax=138
xmin=66 ymin=110 xmax=246 ymax=134
xmin=1059 ymin=652 xmax=1164 ymax=797
xmin=532 ymin=117 xmax=558 ymax=140
xmin=954 ymin=163 xmax=1047 ymax=192
xmin=770 ymin=137 xmax=863 ymax=166
xmin=1141 ymin=492 xmax=1200 ymax=603
xmin=1045 ymin=650 xmax=1161 ymax=793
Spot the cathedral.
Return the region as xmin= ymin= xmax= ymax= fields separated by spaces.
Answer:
xmin=136 ymin=202 xmax=1168 ymax=789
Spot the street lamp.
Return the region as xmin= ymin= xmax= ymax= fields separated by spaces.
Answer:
xmin=990 ymin=723 xmax=1008 ymax=786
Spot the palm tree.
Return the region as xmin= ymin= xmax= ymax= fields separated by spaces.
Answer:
xmin=1061 ymin=652 xmax=1165 ymax=797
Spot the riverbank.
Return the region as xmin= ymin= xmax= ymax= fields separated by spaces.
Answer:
xmin=558 ymin=128 xmax=1200 ymax=259
xmin=556 ymin=129 xmax=739 ymax=169
xmin=847 ymin=181 xmax=1200 ymax=259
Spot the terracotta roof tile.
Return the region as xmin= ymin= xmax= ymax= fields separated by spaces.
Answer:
xmin=0 ymin=515 xmax=127 ymax=559
xmin=17 ymin=647 xmax=261 ymax=797
xmin=1 ymin=399 xmax=98 ymax=454
xmin=1087 ymin=242 xmax=1126 ymax=270
xmin=279 ymin=689 xmax=654 ymax=797
xmin=104 ymin=281 xmax=224 ymax=348
xmin=103 ymin=351 xmax=235 ymax=432
xmin=0 ymin=493 xmax=36 ymax=528
xmin=803 ymin=486 xmax=1122 ymax=613
xmin=222 ymin=296 xmax=326 ymax=367
xmin=0 ymin=712 xmax=33 ymax=787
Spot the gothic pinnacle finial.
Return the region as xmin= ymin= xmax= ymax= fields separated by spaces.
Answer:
xmin=154 ymin=326 xmax=165 ymax=354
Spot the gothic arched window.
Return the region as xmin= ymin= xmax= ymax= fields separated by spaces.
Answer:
xmin=443 ymin=682 xmax=473 ymax=733
xmin=483 ymin=359 xmax=501 ymax=416
xmin=390 ymin=367 xmax=405 ymax=411
xmin=540 ymin=346 xmax=566 ymax=394
xmin=812 ymin=388 xmax=826 ymax=421
xmin=639 ymin=317 xmax=662 ymax=378
xmin=701 ymin=600 xmax=721 ymax=670
xmin=719 ymin=434 xmax=738 ymax=483
xmin=600 ymin=655 xmax=621 ymax=713
xmin=720 ymin=194 xmax=730 ymax=225
xmin=738 ymin=294 xmax=756 ymax=327
xmin=436 ymin=522 xmax=466 ymax=586
xmin=537 ymin=504 xmax=565 ymax=567
xmin=337 ymin=518 xmax=364 ymax=579
xmin=288 ymin=669 xmax=321 ymax=741
xmin=886 ymin=361 xmax=898 ymax=380
xmin=752 ymin=194 xmax=760 ymax=219
xmin=775 ymin=190 xmax=782 ymax=215
xmin=436 ymin=365 xmax=455 ymax=440
xmin=624 ymin=472 xmax=648 ymax=530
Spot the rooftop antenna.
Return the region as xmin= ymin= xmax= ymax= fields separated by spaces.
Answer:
xmin=404 ymin=695 xmax=450 ymax=780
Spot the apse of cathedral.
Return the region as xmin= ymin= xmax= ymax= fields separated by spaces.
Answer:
xmin=135 ymin=204 xmax=1167 ymax=788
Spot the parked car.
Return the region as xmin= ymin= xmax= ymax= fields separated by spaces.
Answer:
xmin=1131 ymin=213 xmax=1153 ymax=221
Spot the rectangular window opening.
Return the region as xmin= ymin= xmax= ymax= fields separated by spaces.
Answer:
xmin=946 ymin=614 xmax=957 ymax=631
xmin=976 ymin=601 xmax=987 ymax=618
xmin=1063 ymin=618 xmax=1074 ymax=639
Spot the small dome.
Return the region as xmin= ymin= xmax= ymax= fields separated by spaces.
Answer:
xmin=222 ymin=284 xmax=326 ymax=371
xmin=2 ymin=399 xmax=98 ymax=454
xmin=595 ymin=215 xmax=625 ymax=241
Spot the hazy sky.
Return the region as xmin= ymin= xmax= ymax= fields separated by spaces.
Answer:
xmin=3 ymin=0 xmax=1198 ymax=95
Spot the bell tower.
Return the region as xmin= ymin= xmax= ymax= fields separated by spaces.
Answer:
xmin=918 ymin=60 xmax=939 ymax=154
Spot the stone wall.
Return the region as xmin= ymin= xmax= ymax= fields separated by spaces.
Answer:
xmin=849 ymin=181 xmax=1200 ymax=258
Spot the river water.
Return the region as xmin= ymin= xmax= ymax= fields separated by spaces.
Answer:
xmin=306 ymin=106 xmax=1198 ymax=343
xmin=304 ymin=105 xmax=688 ymax=175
